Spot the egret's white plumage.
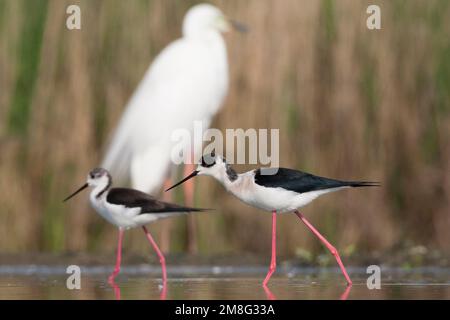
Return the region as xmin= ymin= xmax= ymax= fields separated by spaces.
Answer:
xmin=102 ymin=4 xmax=230 ymax=193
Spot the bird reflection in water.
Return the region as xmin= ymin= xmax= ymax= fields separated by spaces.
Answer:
xmin=108 ymin=279 xmax=167 ymax=300
xmin=263 ymin=284 xmax=276 ymax=300
xmin=263 ymin=283 xmax=352 ymax=300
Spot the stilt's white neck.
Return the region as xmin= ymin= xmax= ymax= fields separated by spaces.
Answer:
xmin=90 ymin=178 xmax=111 ymax=199
xmin=211 ymin=164 xmax=240 ymax=191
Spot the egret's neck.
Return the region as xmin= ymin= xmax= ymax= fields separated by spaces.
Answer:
xmin=183 ymin=29 xmax=224 ymax=44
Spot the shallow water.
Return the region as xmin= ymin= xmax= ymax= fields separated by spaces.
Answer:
xmin=0 ymin=265 xmax=449 ymax=299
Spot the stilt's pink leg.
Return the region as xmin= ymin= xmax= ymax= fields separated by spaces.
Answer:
xmin=262 ymin=211 xmax=277 ymax=286
xmin=160 ymin=178 xmax=173 ymax=253
xmin=108 ymin=228 xmax=124 ymax=283
xmin=183 ymin=162 xmax=198 ymax=254
xmin=295 ymin=210 xmax=352 ymax=286
xmin=143 ymin=226 xmax=167 ymax=284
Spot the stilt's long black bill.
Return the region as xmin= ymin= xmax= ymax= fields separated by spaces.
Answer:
xmin=230 ymin=19 xmax=249 ymax=33
xmin=165 ymin=171 xmax=199 ymax=192
xmin=63 ymin=183 xmax=88 ymax=202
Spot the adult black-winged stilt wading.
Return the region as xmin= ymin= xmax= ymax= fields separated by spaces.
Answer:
xmin=166 ymin=153 xmax=379 ymax=287
xmin=63 ymin=168 xmax=207 ymax=286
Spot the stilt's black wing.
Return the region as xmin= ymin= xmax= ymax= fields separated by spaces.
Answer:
xmin=107 ymin=188 xmax=205 ymax=214
xmin=254 ymin=168 xmax=379 ymax=194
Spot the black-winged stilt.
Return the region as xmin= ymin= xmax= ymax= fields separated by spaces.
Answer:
xmin=166 ymin=153 xmax=379 ymax=286
xmin=63 ymin=168 xmax=206 ymax=286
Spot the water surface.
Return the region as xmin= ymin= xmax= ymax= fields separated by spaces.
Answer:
xmin=0 ymin=265 xmax=449 ymax=299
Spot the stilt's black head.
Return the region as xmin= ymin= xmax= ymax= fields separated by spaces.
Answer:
xmin=165 ymin=152 xmax=237 ymax=192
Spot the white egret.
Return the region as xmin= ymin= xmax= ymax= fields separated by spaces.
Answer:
xmin=101 ymin=4 xmax=246 ymax=252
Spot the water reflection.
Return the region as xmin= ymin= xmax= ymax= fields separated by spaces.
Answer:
xmin=108 ymin=278 xmax=167 ymax=300
xmin=263 ymin=282 xmax=352 ymax=300
xmin=340 ymin=285 xmax=352 ymax=300
xmin=263 ymin=284 xmax=276 ymax=300
xmin=0 ymin=267 xmax=449 ymax=299
xmin=108 ymin=279 xmax=121 ymax=300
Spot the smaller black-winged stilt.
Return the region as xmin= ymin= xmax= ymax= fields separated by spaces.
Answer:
xmin=166 ymin=153 xmax=379 ymax=287
xmin=63 ymin=168 xmax=206 ymax=287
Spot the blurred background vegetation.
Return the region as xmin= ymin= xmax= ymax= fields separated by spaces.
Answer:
xmin=0 ymin=0 xmax=449 ymax=264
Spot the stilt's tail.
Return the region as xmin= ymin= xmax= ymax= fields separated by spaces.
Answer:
xmin=148 ymin=207 xmax=213 ymax=221
xmin=148 ymin=205 xmax=213 ymax=215
xmin=169 ymin=207 xmax=212 ymax=213
xmin=346 ymin=181 xmax=380 ymax=188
